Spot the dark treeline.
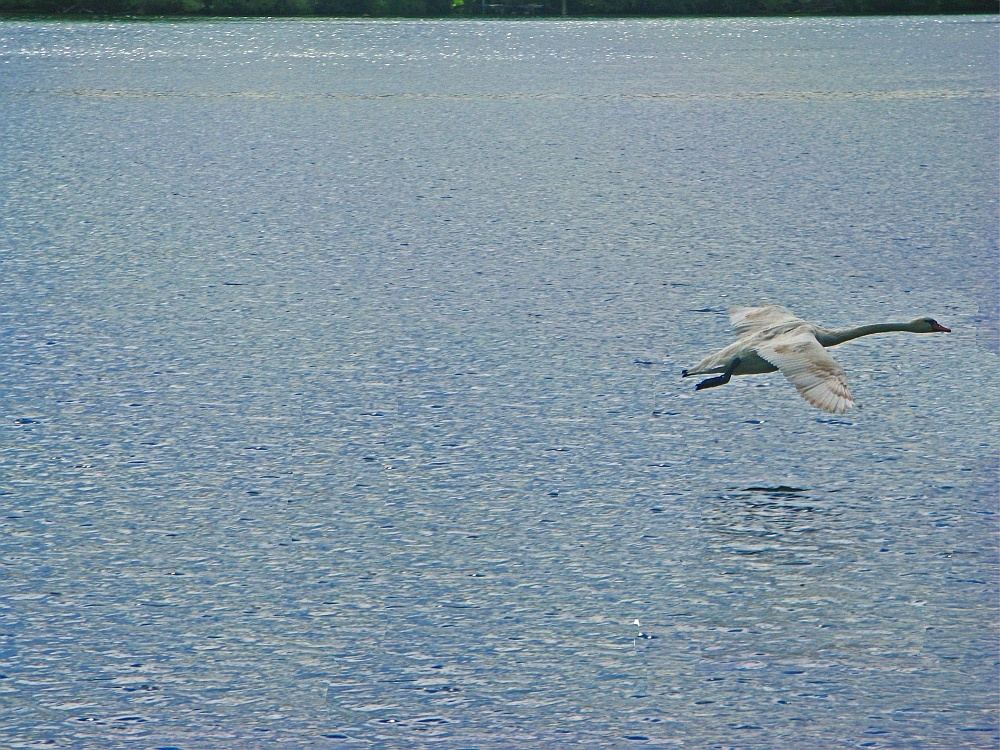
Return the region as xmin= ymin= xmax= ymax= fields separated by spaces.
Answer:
xmin=0 ymin=0 xmax=994 ymax=20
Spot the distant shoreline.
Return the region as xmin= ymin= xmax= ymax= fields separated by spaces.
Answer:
xmin=2 ymin=5 xmax=997 ymax=19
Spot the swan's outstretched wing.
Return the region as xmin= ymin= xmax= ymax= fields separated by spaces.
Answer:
xmin=728 ymin=305 xmax=804 ymax=339
xmin=756 ymin=331 xmax=856 ymax=414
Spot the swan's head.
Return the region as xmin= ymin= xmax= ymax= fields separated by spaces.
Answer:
xmin=911 ymin=317 xmax=951 ymax=333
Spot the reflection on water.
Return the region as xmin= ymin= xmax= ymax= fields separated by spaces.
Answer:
xmin=0 ymin=15 xmax=997 ymax=750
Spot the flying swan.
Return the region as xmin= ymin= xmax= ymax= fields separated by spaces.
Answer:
xmin=682 ymin=305 xmax=950 ymax=414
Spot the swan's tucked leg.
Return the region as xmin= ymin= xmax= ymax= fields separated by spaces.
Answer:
xmin=695 ymin=357 xmax=741 ymax=391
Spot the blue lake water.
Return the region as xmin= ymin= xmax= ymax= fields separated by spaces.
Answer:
xmin=0 ymin=15 xmax=998 ymax=749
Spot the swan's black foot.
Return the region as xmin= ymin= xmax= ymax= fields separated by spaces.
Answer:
xmin=695 ymin=375 xmax=727 ymax=390
xmin=694 ymin=357 xmax=741 ymax=391
xmin=681 ymin=369 xmax=690 ymax=378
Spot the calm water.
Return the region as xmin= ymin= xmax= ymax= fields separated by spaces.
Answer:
xmin=0 ymin=16 xmax=997 ymax=749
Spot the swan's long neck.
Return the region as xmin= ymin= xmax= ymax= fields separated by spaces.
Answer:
xmin=818 ymin=322 xmax=917 ymax=347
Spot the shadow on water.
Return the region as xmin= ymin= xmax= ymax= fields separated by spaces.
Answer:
xmin=742 ymin=485 xmax=808 ymax=497
xmin=699 ymin=485 xmax=856 ymax=568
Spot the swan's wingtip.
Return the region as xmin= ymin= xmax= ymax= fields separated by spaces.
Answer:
xmin=808 ymin=392 xmax=857 ymax=414
xmin=833 ymin=400 xmax=858 ymax=415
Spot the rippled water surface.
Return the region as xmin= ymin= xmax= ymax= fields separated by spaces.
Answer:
xmin=1 ymin=16 xmax=998 ymax=749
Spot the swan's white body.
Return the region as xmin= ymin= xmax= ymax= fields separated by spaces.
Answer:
xmin=683 ymin=305 xmax=950 ymax=414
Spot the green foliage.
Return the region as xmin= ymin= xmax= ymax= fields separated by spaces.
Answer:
xmin=135 ymin=0 xmax=204 ymax=11
xmin=561 ymin=0 xmax=994 ymax=12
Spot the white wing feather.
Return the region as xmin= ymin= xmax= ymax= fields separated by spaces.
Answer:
xmin=756 ymin=330 xmax=856 ymax=414
xmin=728 ymin=305 xmax=804 ymax=339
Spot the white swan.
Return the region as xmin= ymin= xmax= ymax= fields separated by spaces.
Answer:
xmin=682 ymin=305 xmax=950 ymax=413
